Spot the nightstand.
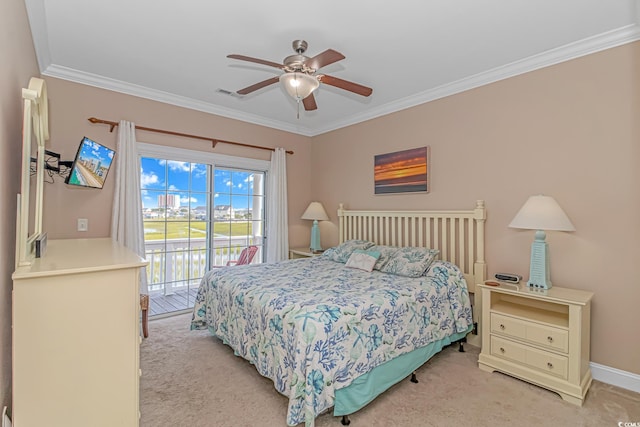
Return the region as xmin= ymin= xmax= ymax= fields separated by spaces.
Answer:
xmin=289 ymin=247 xmax=323 ymax=259
xmin=477 ymin=283 xmax=593 ymax=406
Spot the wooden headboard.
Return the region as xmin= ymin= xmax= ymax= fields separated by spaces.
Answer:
xmin=337 ymin=200 xmax=487 ymax=294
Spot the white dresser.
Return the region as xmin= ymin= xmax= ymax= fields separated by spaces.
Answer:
xmin=12 ymin=238 xmax=148 ymax=427
xmin=477 ymin=283 xmax=593 ymax=406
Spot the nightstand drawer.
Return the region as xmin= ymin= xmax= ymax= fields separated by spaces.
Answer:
xmin=490 ymin=335 xmax=526 ymax=364
xmin=491 ymin=336 xmax=568 ymax=379
xmin=491 ymin=313 xmax=569 ymax=353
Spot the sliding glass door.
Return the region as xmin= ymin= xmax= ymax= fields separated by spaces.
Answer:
xmin=211 ymin=168 xmax=265 ymax=267
xmin=139 ymin=144 xmax=268 ymax=316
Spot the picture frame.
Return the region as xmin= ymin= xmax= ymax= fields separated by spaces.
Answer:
xmin=374 ymin=146 xmax=430 ymax=195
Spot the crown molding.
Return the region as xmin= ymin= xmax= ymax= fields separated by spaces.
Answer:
xmin=37 ymin=23 xmax=640 ymax=137
xmin=24 ymin=0 xmax=50 ymax=71
xmin=312 ymin=23 xmax=640 ymax=136
xmin=41 ymin=64 xmax=317 ymax=137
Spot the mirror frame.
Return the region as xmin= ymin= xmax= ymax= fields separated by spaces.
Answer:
xmin=16 ymin=77 xmax=49 ymax=267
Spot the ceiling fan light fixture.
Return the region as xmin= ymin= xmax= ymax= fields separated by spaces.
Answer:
xmin=280 ymin=72 xmax=319 ymax=101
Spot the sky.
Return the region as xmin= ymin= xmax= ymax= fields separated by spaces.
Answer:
xmin=140 ymin=157 xmax=263 ymax=210
xmin=78 ymin=137 xmax=115 ymax=168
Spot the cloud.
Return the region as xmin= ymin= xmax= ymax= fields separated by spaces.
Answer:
xmin=192 ymin=164 xmax=207 ymax=177
xmin=165 ymin=160 xmax=191 ymax=172
xmin=140 ymin=168 xmax=159 ymax=187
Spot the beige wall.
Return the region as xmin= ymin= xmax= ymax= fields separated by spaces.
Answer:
xmin=312 ymin=42 xmax=640 ymax=375
xmin=0 ymin=0 xmax=40 ymax=411
xmin=41 ymin=77 xmax=313 ymax=246
xmin=2 ymin=5 xmax=638 ymax=411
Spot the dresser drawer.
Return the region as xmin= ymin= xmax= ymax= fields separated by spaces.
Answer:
xmin=491 ymin=336 xmax=568 ymax=379
xmin=491 ymin=312 xmax=569 ymax=353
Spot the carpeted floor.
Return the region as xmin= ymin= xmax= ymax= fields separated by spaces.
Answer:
xmin=140 ymin=314 xmax=640 ymax=427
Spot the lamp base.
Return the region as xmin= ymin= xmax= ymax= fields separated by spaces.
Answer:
xmin=309 ymin=220 xmax=322 ymax=252
xmin=527 ymin=230 xmax=552 ymax=289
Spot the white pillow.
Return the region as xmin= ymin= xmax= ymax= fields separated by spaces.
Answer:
xmin=345 ymin=249 xmax=381 ymax=272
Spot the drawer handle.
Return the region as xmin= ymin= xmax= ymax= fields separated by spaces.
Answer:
xmin=547 ymin=336 xmax=554 ymax=343
xmin=500 ymin=347 xmax=505 ymax=353
xmin=547 ymin=362 xmax=553 ymax=369
xmin=499 ymin=324 xmax=505 ymax=330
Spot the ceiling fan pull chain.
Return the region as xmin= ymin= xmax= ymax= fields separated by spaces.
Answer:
xmin=297 ymin=101 xmax=300 ymax=119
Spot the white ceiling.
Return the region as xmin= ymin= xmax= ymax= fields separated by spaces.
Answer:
xmin=26 ymin=0 xmax=640 ymax=137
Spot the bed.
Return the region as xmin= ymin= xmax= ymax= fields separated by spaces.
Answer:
xmin=191 ymin=201 xmax=487 ymax=426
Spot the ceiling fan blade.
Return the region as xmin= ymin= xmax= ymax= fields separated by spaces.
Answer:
xmin=319 ymin=74 xmax=373 ymax=97
xmin=227 ymin=54 xmax=284 ymax=70
xmin=304 ymin=49 xmax=345 ymax=71
xmin=302 ymin=93 xmax=318 ymax=111
xmin=236 ymin=77 xmax=280 ymax=95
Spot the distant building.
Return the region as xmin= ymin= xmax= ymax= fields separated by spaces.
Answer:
xmin=143 ymin=208 xmax=160 ymax=219
xmin=190 ymin=206 xmax=206 ymax=220
xmin=234 ymin=208 xmax=250 ymax=218
xmin=158 ymin=194 xmax=181 ymax=209
xmin=213 ymin=205 xmax=233 ymax=219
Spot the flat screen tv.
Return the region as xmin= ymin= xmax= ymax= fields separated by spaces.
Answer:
xmin=65 ymin=136 xmax=115 ymax=189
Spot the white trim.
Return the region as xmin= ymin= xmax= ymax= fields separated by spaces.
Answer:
xmin=36 ymin=24 xmax=640 ymax=137
xmin=23 ymin=0 xmax=50 ymax=72
xmin=137 ymin=142 xmax=270 ymax=172
xmin=313 ymin=24 xmax=640 ymax=136
xmin=591 ymin=362 xmax=640 ymax=394
xmin=41 ymin=65 xmax=316 ymax=137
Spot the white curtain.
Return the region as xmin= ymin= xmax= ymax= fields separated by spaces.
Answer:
xmin=266 ymin=148 xmax=289 ymax=262
xmin=111 ymin=120 xmax=148 ymax=293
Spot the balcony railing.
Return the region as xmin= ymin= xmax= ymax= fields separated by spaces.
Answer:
xmin=145 ymin=236 xmax=261 ymax=297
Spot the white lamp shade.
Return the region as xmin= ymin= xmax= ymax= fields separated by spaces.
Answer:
xmin=280 ymin=73 xmax=319 ymax=101
xmin=301 ymin=201 xmax=329 ymax=221
xmin=509 ymin=195 xmax=575 ymax=231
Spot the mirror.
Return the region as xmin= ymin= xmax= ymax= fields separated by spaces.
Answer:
xmin=16 ymin=77 xmax=49 ymax=267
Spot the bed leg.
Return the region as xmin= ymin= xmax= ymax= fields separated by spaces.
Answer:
xmin=458 ymin=337 xmax=466 ymax=352
xmin=341 ymin=415 xmax=351 ymax=425
xmin=410 ymin=371 xmax=419 ymax=383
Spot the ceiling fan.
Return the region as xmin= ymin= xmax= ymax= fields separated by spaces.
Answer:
xmin=228 ymin=40 xmax=373 ymax=112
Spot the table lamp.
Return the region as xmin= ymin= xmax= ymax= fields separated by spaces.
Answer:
xmin=508 ymin=195 xmax=575 ymax=289
xmin=301 ymin=201 xmax=329 ymax=252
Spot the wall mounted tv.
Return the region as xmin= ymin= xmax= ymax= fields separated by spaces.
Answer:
xmin=65 ymin=137 xmax=115 ymax=189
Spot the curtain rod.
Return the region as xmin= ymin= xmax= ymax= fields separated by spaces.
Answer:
xmin=87 ymin=117 xmax=293 ymax=155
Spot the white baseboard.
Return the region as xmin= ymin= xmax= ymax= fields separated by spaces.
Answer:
xmin=2 ymin=406 xmax=11 ymax=427
xmin=591 ymin=362 xmax=640 ymax=394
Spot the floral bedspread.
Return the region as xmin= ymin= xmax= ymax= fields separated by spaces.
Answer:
xmin=191 ymin=256 xmax=472 ymax=426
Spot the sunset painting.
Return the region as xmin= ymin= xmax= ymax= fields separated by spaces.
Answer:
xmin=374 ymin=146 xmax=429 ymax=194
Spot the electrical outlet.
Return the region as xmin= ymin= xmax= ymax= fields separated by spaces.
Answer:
xmin=77 ymin=218 xmax=89 ymax=232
